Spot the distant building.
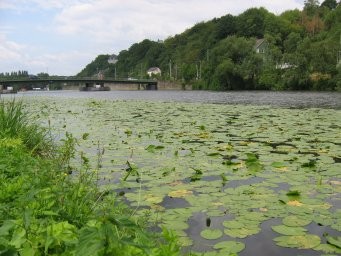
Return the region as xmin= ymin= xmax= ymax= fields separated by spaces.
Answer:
xmin=276 ymin=63 xmax=295 ymax=70
xmin=255 ymin=39 xmax=268 ymax=54
xmin=147 ymin=67 xmax=161 ymax=77
xmin=108 ymin=54 xmax=118 ymax=64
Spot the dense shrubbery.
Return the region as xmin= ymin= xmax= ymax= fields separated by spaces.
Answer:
xmin=0 ymin=100 xmax=182 ymax=255
xmin=78 ymin=1 xmax=341 ymax=91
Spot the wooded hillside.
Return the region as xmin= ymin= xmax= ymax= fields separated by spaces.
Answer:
xmin=78 ymin=1 xmax=341 ymax=91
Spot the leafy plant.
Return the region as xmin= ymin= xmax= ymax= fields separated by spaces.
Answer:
xmin=0 ymin=99 xmax=52 ymax=155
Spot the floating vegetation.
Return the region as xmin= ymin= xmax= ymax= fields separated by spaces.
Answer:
xmin=21 ymin=97 xmax=341 ymax=255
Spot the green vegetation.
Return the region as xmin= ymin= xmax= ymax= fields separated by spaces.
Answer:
xmin=78 ymin=1 xmax=341 ymax=90
xmin=0 ymin=100 xmax=182 ymax=255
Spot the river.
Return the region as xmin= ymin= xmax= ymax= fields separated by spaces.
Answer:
xmin=4 ymin=89 xmax=341 ymax=109
xmin=3 ymin=89 xmax=341 ymax=256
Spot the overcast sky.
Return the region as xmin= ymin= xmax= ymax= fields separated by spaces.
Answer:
xmin=0 ymin=0 xmax=305 ymax=75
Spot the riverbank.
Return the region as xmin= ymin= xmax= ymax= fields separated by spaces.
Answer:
xmin=0 ymin=100 xmax=182 ymax=255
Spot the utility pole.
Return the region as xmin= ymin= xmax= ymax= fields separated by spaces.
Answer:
xmin=337 ymin=33 xmax=341 ymax=67
xmin=169 ymin=59 xmax=172 ymax=80
xmin=199 ymin=61 xmax=202 ymax=80
xmin=175 ymin=64 xmax=178 ymax=80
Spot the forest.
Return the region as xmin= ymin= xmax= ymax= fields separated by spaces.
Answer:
xmin=78 ymin=0 xmax=341 ymax=91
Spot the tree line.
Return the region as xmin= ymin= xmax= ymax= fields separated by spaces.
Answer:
xmin=78 ymin=0 xmax=341 ymax=91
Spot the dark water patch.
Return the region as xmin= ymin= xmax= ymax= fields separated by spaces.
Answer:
xmin=270 ymin=182 xmax=290 ymax=193
xmin=182 ymin=175 xmax=223 ymax=184
xmin=160 ymin=196 xmax=190 ymax=209
xmin=181 ymin=139 xmax=206 ymax=144
xmin=333 ymin=156 xmax=341 ymax=163
xmin=307 ymin=222 xmax=340 ymax=239
xmin=270 ymin=150 xmax=289 ymax=155
xmin=325 ymin=195 xmax=341 ymax=212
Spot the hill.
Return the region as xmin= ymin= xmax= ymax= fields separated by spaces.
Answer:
xmin=77 ymin=1 xmax=341 ymax=91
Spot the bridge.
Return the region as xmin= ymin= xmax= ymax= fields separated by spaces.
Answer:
xmin=0 ymin=77 xmax=158 ymax=91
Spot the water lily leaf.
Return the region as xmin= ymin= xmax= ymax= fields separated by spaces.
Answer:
xmin=224 ymin=227 xmax=260 ymax=238
xmin=145 ymin=144 xmax=165 ymax=153
xmin=287 ymin=200 xmax=303 ymax=206
xmin=326 ymin=236 xmax=341 ymax=249
xmin=162 ymin=220 xmax=189 ymax=231
xmin=168 ymin=189 xmax=192 ymax=198
xmin=178 ymin=236 xmax=193 ymax=247
xmin=144 ymin=194 xmax=163 ymax=204
xmin=271 ymin=225 xmax=307 ymax=236
xmin=282 ymin=215 xmax=311 ymax=227
xmin=200 ymin=229 xmax=223 ymax=240
xmin=274 ymin=234 xmax=321 ymax=249
xmin=223 ymin=220 xmax=244 ymax=229
xmin=213 ymin=241 xmax=245 ymax=253
xmin=314 ymin=243 xmax=341 ymax=254
xmin=271 ymin=162 xmax=288 ymax=168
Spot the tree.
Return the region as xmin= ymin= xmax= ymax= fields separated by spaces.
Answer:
xmin=214 ymin=14 xmax=237 ymax=40
xmin=236 ymin=8 xmax=269 ymax=38
xmin=304 ymin=0 xmax=320 ymax=16
xmin=321 ymin=0 xmax=338 ymax=9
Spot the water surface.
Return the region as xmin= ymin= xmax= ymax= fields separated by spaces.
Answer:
xmin=6 ymin=90 xmax=341 ymax=109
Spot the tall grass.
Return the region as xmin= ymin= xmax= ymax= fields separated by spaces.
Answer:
xmin=0 ymin=99 xmax=52 ymax=155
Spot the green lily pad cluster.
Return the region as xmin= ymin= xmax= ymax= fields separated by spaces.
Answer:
xmin=22 ymin=97 xmax=341 ymax=255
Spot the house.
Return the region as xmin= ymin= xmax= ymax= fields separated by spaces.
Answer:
xmin=147 ymin=67 xmax=161 ymax=77
xmin=255 ymin=39 xmax=268 ymax=54
xmin=108 ymin=54 xmax=118 ymax=64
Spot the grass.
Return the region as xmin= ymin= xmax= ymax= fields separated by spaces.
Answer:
xmin=0 ymin=100 xmax=182 ymax=255
xmin=0 ymin=99 xmax=52 ymax=155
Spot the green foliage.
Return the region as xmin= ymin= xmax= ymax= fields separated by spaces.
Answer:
xmin=0 ymin=99 xmax=52 ymax=155
xmin=78 ymin=4 xmax=341 ymax=91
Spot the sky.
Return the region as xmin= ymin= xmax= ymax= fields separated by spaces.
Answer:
xmin=0 ymin=0 xmax=305 ymax=76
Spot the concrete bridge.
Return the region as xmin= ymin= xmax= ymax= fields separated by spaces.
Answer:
xmin=0 ymin=77 xmax=158 ymax=91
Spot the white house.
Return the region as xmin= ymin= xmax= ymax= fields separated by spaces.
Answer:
xmin=147 ymin=67 xmax=161 ymax=77
xmin=108 ymin=54 xmax=118 ymax=64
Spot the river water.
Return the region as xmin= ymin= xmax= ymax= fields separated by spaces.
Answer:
xmin=5 ymin=90 xmax=341 ymax=109
xmin=3 ymin=89 xmax=341 ymax=256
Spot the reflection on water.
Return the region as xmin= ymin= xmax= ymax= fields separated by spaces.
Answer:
xmin=5 ymin=89 xmax=341 ymax=109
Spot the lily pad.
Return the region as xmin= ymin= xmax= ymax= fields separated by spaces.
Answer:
xmin=168 ymin=189 xmax=193 ymax=198
xmin=200 ymin=229 xmax=223 ymax=240
xmin=282 ymin=215 xmax=311 ymax=227
xmin=326 ymin=236 xmax=341 ymax=249
xmin=271 ymin=225 xmax=307 ymax=236
xmin=314 ymin=243 xmax=341 ymax=254
xmin=213 ymin=241 xmax=245 ymax=253
xmin=274 ymin=234 xmax=321 ymax=249
xmin=224 ymin=227 xmax=261 ymax=238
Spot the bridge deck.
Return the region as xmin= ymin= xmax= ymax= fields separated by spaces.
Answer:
xmin=0 ymin=77 xmax=157 ymax=85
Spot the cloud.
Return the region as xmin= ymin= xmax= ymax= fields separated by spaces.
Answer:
xmin=0 ymin=33 xmax=92 ymax=75
xmin=0 ymin=34 xmax=26 ymax=61
xmin=1 ymin=0 xmax=304 ymax=75
xmin=54 ymin=0 xmax=303 ymax=51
